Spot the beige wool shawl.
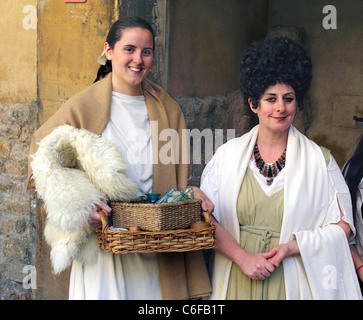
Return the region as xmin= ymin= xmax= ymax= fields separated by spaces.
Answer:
xmin=27 ymin=73 xmax=211 ymax=300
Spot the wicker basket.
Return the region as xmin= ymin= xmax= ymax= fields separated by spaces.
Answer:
xmin=96 ymin=210 xmax=216 ymax=254
xmin=111 ymin=199 xmax=203 ymax=231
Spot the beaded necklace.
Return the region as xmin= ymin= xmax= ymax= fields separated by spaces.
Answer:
xmin=253 ymin=144 xmax=286 ymax=186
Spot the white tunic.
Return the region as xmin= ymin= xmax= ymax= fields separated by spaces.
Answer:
xmin=69 ymin=91 xmax=161 ymax=300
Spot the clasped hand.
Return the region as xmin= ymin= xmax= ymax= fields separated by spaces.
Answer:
xmin=237 ymin=241 xmax=298 ymax=281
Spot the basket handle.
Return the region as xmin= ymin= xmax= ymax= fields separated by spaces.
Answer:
xmin=98 ymin=210 xmax=109 ymax=232
xmin=202 ymin=210 xmax=212 ymax=225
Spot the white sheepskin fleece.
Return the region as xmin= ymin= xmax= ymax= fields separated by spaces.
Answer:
xmin=31 ymin=125 xmax=139 ymax=274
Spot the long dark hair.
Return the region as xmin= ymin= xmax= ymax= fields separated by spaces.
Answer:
xmin=94 ymin=16 xmax=155 ymax=83
xmin=343 ymin=135 xmax=363 ymax=223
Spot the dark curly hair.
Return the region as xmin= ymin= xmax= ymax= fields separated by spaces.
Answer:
xmin=239 ymin=36 xmax=312 ymax=110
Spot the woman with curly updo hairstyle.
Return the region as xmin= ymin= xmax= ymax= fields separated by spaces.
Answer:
xmin=200 ymin=37 xmax=361 ymax=300
xmin=239 ymin=36 xmax=312 ymax=110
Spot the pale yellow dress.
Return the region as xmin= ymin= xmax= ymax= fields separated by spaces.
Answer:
xmin=226 ymin=148 xmax=331 ymax=300
xmin=226 ymin=167 xmax=286 ymax=300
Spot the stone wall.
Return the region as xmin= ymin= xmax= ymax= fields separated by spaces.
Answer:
xmin=177 ymin=90 xmax=250 ymax=186
xmin=0 ymin=103 xmax=38 ymax=299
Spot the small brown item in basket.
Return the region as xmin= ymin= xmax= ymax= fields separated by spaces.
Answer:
xmin=190 ymin=221 xmax=210 ymax=229
xmin=129 ymin=226 xmax=141 ymax=231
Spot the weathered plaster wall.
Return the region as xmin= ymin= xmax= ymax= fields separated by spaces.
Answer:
xmin=0 ymin=1 xmax=37 ymax=104
xmin=268 ymin=0 xmax=363 ymax=166
xmin=37 ymin=0 xmax=116 ymax=125
xmin=35 ymin=0 xmax=116 ymax=299
xmin=168 ymin=0 xmax=269 ymax=98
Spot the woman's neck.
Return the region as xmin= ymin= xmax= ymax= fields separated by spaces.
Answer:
xmin=111 ymin=77 xmax=143 ymax=96
xmin=253 ymin=127 xmax=289 ymax=163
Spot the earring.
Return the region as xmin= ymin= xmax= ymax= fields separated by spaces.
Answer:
xmin=97 ymin=50 xmax=107 ymax=66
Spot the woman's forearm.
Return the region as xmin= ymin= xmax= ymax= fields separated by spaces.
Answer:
xmin=212 ymin=216 xmax=246 ymax=264
xmin=350 ymin=245 xmax=363 ymax=282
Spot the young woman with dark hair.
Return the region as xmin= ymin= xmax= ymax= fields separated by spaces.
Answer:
xmin=28 ymin=16 xmax=211 ymax=300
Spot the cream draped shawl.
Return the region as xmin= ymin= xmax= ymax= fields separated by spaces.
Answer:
xmin=201 ymin=125 xmax=362 ymax=300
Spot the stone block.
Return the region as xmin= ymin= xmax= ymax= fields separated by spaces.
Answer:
xmin=0 ymin=140 xmax=9 ymax=157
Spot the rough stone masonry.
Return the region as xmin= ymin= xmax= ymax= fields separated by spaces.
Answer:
xmin=0 ymin=102 xmax=38 ymax=299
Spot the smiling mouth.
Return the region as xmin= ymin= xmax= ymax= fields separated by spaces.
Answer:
xmin=129 ymin=67 xmax=142 ymax=72
xmin=273 ymin=116 xmax=287 ymax=121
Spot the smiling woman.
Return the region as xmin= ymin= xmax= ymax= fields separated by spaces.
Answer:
xmin=104 ymin=27 xmax=154 ymax=95
xmin=249 ymin=83 xmax=297 ymax=150
xmin=94 ymin=16 xmax=155 ymax=84
xmin=27 ymin=16 xmax=212 ymax=301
